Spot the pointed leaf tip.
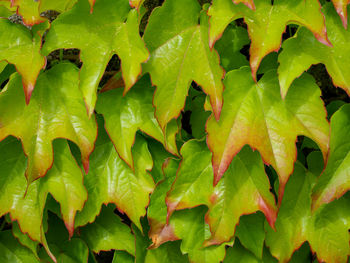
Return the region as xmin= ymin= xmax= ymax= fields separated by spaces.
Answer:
xmin=23 ymin=82 xmax=34 ymax=105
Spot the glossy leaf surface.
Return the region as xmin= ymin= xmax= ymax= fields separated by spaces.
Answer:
xmin=143 ymin=0 xmax=224 ymax=128
xmin=208 ymin=0 xmax=330 ymax=79
xmin=279 ymin=3 xmax=350 ymax=97
xmin=331 ymin=0 xmax=350 ymax=27
xmin=312 ymin=104 xmax=350 ymax=210
xmin=0 ymin=63 xmax=97 ymax=183
xmin=96 ymin=76 xmax=178 ymax=169
xmin=0 ymin=20 xmax=46 ymax=103
xmin=43 ymin=0 xmax=149 ymax=115
xmin=206 ymin=68 xmax=329 ymax=199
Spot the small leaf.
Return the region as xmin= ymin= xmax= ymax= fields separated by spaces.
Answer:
xmin=0 ymin=230 xmax=39 ymax=263
xmin=80 ymin=205 xmax=135 ymax=255
xmin=208 ymin=0 xmax=330 ymax=79
xmin=75 ymin=122 xmax=154 ymax=230
xmin=143 ymin=0 xmax=224 ymax=128
xmin=0 ymin=62 xmax=97 ymax=183
xmin=0 ymin=20 xmax=46 ymax=103
xmin=96 ymin=75 xmax=178 ymax=169
xmin=312 ymin=104 xmax=350 ymax=210
xmin=206 ymin=68 xmax=329 ymax=201
xmin=278 ymin=3 xmax=350 ymax=98
xmin=42 ymin=0 xmax=149 ymax=115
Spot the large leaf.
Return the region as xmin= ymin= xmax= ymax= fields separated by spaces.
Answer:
xmin=80 ymin=205 xmax=135 ymax=255
xmin=0 ymin=20 xmax=46 ymax=103
xmin=208 ymin=0 xmax=330 ymax=79
xmin=0 ymin=137 xmax=87 ymax=261
xmin=266 ymin=163 xmax=350 ymax=263
xmin=0 ymin=230 xmax=39 ymax=263
xmin=331 ymin=0 xmax=350 ymax=28
xmin=0 ymin=62 xmax=97 ymax=183
xmin=42 ymin=0 xmax=149 ymax=116
xmin=143 ymin=0 xmax=224 ymax=129
xmin=206 ymin=68 xmax=329 ymax=200
xmin=278 ymin=3 xmax=350 ymax=98
xmin=312 ymin=104 xmax=350 ymax=210
xmin=96 ymin=75 xmax=178 ymax=169
xmin=165 ymin=140 xmax=276 ymax=246
xmin=75 ymin=122 xmax=154 ymax=230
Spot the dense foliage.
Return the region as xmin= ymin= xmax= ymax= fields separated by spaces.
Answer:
xmin=0 ymin=0 xmax=349 ymax=262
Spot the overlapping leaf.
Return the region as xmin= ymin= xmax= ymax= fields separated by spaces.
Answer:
xmin=331 ymin=0 xmax=350 ymax=28
xmin=143 ymin=0 xmax=224 ymax=129
xmin=145 ymin=241 xmax=189 ymax=263
xmin=164 ymin=140 xmax=276 ymax=246
xmin=312 ymin=104 xmax=350 ymax=210
xmin=208 ymin=0 xmax=330 ymax=79
xmin=80 ymin=206 xmax=135 ymax=255
xmin=266 ymin=163 xmax=350 ymax=263
xmin=0 ymin=137 xmax=87 ymax=261
xmin=43 ymin=0 xmax=149 ymax=116
xmin=279 ymin=3 xmax=350 ymax=97
xmin=96 ymin=75 xmax=178 ymax=169
xmin=206 ymin=68 xmax=329 ymax=200
xmin=74 ymin=122 xmax=154 ymax=230
xmin=0 ymin=63 xmax=97 ymax=183
xmin=0 ymin=21 xmax=46 ymax=103
xmin=130 ymin=0 xmax=144 ymax=9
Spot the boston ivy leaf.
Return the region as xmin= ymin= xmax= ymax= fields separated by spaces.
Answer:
xmin=278 ymin=3 xmax=350 ymax=98
xmin=312 ymin=104 xmax=350 ymax=210
xmin=145 ymin=241 xmax=189 ymax=263
xmin=39 ymin=0 xmax=78 ymax=13
xmin=0 ymin=230 xmax=39 ymax=263
xmin=96 ymin=75 xmax=178 ymax=169
xmin=12 ymin=221 xmax=39 ymax=258
xmin=166 ymin=140 xmax=276 ymax=246
xmin=0 ymin=20 xmax=46 ymax=104
xmin=113 ymin=251 xmax=134 ymax=263
xmin=331 ymin=0 xmax=350 ymax=28
xmin=235 ymin=213 xmax=266 ymax=259
xmin=190 ymin=95 xmax=211 ymax=139
xmin=223 ymin=239 xmax=259 ymax=263
xmin=0 ymin=137 xmax=87 ymax=261
xmin=143 ymin=0 xmax=224 ymax=129
xmin=214 ymin=24 xmax=249 ymax=72
xmin=208 ymin=0 xmax=330 ymax=79
xmin=266 ymin=163 xmax=350 ymax=263
xmin=130 ymin=0 xmax=145 ymax=9
xmin=233 ymin=0 xmax=255 ymax=9
xmin=75 ymin=122 xmax=154 ymax=230
xmin=206 ymin=67 xmax=329 ymax=201
xmin=1 ymin=0 xmax=45 ymax=25
xmin=42 ymin=0 xmax=149 ymax=116
xmin=80 ymin=205 xmax=135 ymax=255
xmin=0 ymin=62 xmax=97 ymax=183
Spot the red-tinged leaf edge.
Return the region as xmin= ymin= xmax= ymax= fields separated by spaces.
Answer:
xmin=233 ymin=0 xmax=255 ymax=10
xmin=88 ymin=0 xmax=96 ymax=13
xmin=10 ymin=0 xmax=46 ymax=26
xmin=148 ymin=219 xmax=179 ymax=249
xmin=333 ymin=0 xmax=350 ymax=28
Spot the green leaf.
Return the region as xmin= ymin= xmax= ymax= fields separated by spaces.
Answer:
xmin=312 ymin=104 xmax=350 ymax=210
xmin=129 ymin=0 xmax=145 ymax=9
xmin=223 ymin=239 xmax=259 ymax=263
xmin=208 ymin=0 xmax=330 ymax=79
xmin=214 ymin=24 xmax=250 ymax=72
xmin=190 ymin=94 xmax=211 ymax=139
xmin=0 ymin=137 xmax=87 ymax=261
xmin=12 ymin=221 xmax=39 ymax=258
xmin=266 ymin=163 xmax=350 ymax=262
xmin=331 ymin=0 xmax=350 ymax=28
xmin=145 ymin=241 xmax=189 ymax=263
xmin=75 ymin=122 xmax=154 ymax=230
xmin=113 ymin=251 xmax=134 ymax=263
xmin=0 ymin=62 xmax=97 ymax=183
xmin=0 ymin=20 xmax=46 ymax=103
xmin=278 ymin=3 xmax=350 ymax=98
xmin=96 ymin=75 xmax=178 ymax=169
xmin=5 ymin=0 xmax=45 ymax=25
xmin=166 ymin=141 xmax=276 ymax=246
xmin=143 ymin=0 xmax=224 ymax=129
xmin=40 ymin=0 xmax=78 ymax=13
xmin=235 ymin=213 xmax=266 ymax=259
xmin=80 ymin=205 xmax=135 ymax=255
xmin=42 ymin=0 xmax=149 ymax=115
xmin=206 ymin=68 xmax=329 ymax=201
xmin=0 ymin=230 xmax=39 ymax=263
